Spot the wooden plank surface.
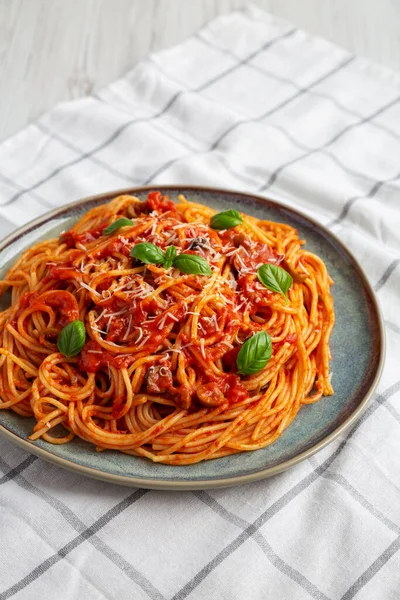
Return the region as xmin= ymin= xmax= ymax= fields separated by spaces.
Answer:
xmin=1 ymin=0 xmax=399 ymax=143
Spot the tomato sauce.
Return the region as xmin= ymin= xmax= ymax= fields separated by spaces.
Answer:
xmin=61 ymin=223 xmax=107 ymax=248
xmin=12 ymin=290 xmax=78 ymax=327
xmin=10 ymin=291 xmax=40 ymax=327
xmin=79 ymin=341 xmax=136 ymax=373
xmin=95 ymin=237 xmax=133 ymax=259
xmin=222 ymin=346 xmax=240 ymax=371
xmin=272 ymin=333 xmax=298 ymax=353
xmin=234 ymin=240 xmax=282 ymax=271
xmin=48 ymin=263 xmax=82 ymax=282
xmin=199 ymin=373 xmax=248 ymax=405
xmin=237 ymin=275 xmax=274 ymax=310
xmin=224 ymin=374 xmax=248 ymax=404
xmin=136 ymin=191 xmax=177 ymax=215
xmin=40 ymin=192 xmax=280 ymax=411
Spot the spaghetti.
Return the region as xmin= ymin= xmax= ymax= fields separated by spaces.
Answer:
xmin=0 ymin=191 xmax=334 ymax=464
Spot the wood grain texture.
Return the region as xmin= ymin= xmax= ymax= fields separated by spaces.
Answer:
xmin=1 ymin=0 xmax=400 ymax=143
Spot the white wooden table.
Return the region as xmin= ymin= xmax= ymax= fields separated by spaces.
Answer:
xmin=1 ymin=0 xmax=399 ymax=144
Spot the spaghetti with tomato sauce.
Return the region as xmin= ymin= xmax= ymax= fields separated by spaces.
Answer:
xmin=0 ymin=191 xmax=334 ymax=464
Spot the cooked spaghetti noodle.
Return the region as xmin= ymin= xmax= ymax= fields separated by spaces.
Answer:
xmin=0 ymin=192 xmax=334 ymax=464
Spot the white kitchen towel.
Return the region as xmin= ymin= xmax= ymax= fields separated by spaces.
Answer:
xmin=0 ymin=5 xmax=399 ymax=600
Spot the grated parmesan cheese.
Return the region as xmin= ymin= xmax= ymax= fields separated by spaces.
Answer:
xmin=123 ymin=315 xmax=133 ymax=341
xmin=136 ymin=335 xmax=150 ymax=349
xmin=79 ymin=282 xmax=101 ymax=297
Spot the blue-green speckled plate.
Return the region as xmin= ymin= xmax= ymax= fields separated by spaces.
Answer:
xmin=0 ymin=186 xmax=385 ymax=489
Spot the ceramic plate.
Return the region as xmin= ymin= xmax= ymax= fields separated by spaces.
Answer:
xmin=0 ymin=186 xmax=385 ymax=489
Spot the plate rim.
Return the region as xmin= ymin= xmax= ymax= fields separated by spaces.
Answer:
xmin=0 ymin=185 xmax=386 ymax=490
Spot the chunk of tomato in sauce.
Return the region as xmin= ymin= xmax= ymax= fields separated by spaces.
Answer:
xmin=79 ymin=341 xmax=135 ymax=373
xmin=222 ymin=346 xmax=240 ymax=371
xmin=21 ymin=290 xmax=79 ymax=327
xmin=61 ymin=223 xmax=107 ymax=248
xmin=233 ymin=240 xmax=282 ymax=272
xmin=224 ymin=374 xmax=248 ymax=404
xmin=137 ymin=191 xmax=177 ymax=215
xmin=237 ymin=275 xmax=273 ymax=309
xmin=48 ymin=263 xmax=81 ymax=282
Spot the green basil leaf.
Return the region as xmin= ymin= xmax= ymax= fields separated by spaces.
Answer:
xmin=210 ymin=209 xmax=243 ymax=230
xmin=257 ymin=264 xmax=293 ymax=300
xmin=164 ymin=246 xmax=177 ymax=269
xmin=130 ymin=242 xmax=165 ymax=265
xmin=172 ymin=253 xmax=212 ymax=276
xmin=236 ymin=330 xmax=272 ymax=376
xmin=103 ymin=218 xmax=133 ymax=235
xmin=57 ymin=320 xmax=86 ymax=358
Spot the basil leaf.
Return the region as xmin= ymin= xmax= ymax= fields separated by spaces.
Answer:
xmin=164 ymin=246 xmax=177 ymax=269
xmin=257 ymin=264 xmax=293 ymax=300
xmin=57 ymin=320 xmax=86 ymax=358
xmin=210 ymin=209 xmax=243 ymax=230
xmin=236 ymin=331 xmax=272 ymax=376
xmin=172 ymin=253 xmax=212 ymax=276
xmin=130 ymin=242 xmax=165 ymax=265
xmin=103 ymin=217 xmax=133 ymax=235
